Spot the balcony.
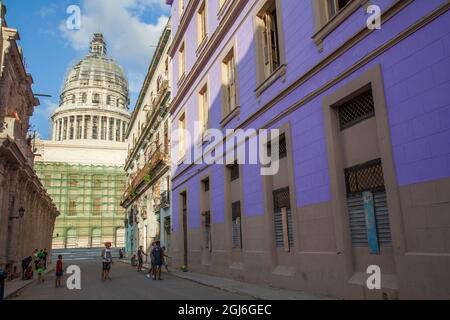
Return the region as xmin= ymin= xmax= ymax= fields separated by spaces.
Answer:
xmin=160 ymin=190 xmax=170 ymax=208
xmin=0 ymin=116 xmax=35 ymax=167
xmin=121 ymin=145 xmax=169 ymax=204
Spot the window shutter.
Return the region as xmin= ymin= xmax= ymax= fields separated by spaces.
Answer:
xmin=273 ymin=188 xmax=294 ymax=248
xmin=345 ymin=159 xmax=392 ymax=247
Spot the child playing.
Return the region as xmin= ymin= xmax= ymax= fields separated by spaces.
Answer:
xmin=55 ymin=255 xmax=63 ymax=288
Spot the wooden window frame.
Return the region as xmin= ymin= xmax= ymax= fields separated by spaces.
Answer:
xmin=220 ymin=40 xmax=241 ymax=127
xmin=312 ymin=0 xmax=370 ymax=51
xmin=253 ymin=0 xmax=286 ymax=97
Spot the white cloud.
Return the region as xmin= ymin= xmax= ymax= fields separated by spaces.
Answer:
xmin=35 ymin=99 xmax=59 ymax=119
xmin=59 ymin=0 xmax=170 ymax=96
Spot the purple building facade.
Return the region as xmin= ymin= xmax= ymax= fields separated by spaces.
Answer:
xmin=168 ymin=0 xmax=450 ymax=299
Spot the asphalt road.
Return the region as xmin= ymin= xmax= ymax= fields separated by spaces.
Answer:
xmin=9 ymin=259 xmax=254 ymax=300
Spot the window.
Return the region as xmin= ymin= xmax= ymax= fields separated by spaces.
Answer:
xmin=69 ymin=117 xmax=75 ymax=140
xmin=229 ymin=163 xmax=239 ymax=181
xmin=203 ymin=210 xmax=211 ymax=249
xmin=222 ymin=49 xmax=237 ymax=115
xmin=327 ymin=0 xmax=352 ymax=20
xmin=76 ymin=116 xmax=82 ymax=139
xmin=344 ymin=159 xmax=391 ymax=250
xmin=69 ymin=175 xmax=79 ymax=187
xmin=107 ymin=95 xmax=112 ymax=105
xmin=109 ymin=118 xmax=114 ymax=141
xmin=68 ymin=200 xmax=77 ymax=216
xmin=178 ymin=113 xmax=186 ymax=160
xmin=84 ymin=116 xmax=90 ymax=139
xmin=267 ymin=133 xmax=287 ymax=159
xmin=71 ymin=94 xmax=76 ymax=104
xmin=338 ymin=90 xmax=375 ymax=130
xmin=231 ymin=201 xmax=242 ymax=249
xmin=92 ymin=116 xmax=99 ymax=139
xmin=116 ymin=119 xmax=121 ymax=141
xmin=199 ymin=84 xmax=209 ymax=136
xmin=273 ymin=187 xmax=294 ymax=250
xmin=81 ymin=93 xmax=87 ymax=103
xmin=92 ymin=93 xmax=100 ymax=104
xmin=257 ymin=0 xmax=281 ymax=79
xmin=179 ymin=42 xmax=186 ymax=80
xmin=202 ymin=177 xmax=210 ymax=192
xmin=197 ymin=1 xmax=207 ymax=46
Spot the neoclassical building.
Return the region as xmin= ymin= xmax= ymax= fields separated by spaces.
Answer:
xmin=35 ymin=34 xmax=130 ymax=249
xmin=121 ymin=20 xmax=172 ymax=257
xmin=0 ymin=2 xmax=59 ymax=277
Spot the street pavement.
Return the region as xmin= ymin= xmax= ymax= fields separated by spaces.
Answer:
xmin=9 ymin=259 xmax=253 ymax=300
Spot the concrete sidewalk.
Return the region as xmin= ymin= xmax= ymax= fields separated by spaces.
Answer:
xmin=4 ymin=264 xmax=54 ymax=299
xmin=119 ymin=259 xmax=333 ymax=300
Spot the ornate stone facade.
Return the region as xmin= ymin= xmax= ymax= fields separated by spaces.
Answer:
xmin=0 ymin=2 xmax=59 ymax=277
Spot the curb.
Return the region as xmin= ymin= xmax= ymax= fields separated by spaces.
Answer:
xmin=5 ymin=266 xmax=55 ymax=299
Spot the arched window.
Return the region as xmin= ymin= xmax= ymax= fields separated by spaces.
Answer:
xmin=82 ymin=93 xmax=87 ymax=103
xmin=71 ymin=94 xmax=76 ymax=104
xmin=116 ymin=98 xmax=121 ymax=108
xmin=107 ymin=95 xmax=112 ymax=105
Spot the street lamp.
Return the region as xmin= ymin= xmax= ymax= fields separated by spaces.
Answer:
xmin=9 ymin=207 xmax=25 ymax=220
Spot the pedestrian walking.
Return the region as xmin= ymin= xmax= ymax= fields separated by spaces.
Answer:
xmin=55 ymin=255 xmax=63 ymax=288
xmin=151 ymin=241 xmax=163 ymax=280
xmin=137 ymin=246 xmax=146 ymax=272
xmin=101 ymin=242 xmax=113 ymax=281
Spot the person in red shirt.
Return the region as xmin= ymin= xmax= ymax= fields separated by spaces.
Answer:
xmin=55 ymin=255 xmax=63 ymax=288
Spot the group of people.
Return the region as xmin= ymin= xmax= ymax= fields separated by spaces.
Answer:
xmin=21 ymin=249 xmax=49 ymax=282
xmin=131 ymin=241 xmax=169 ymax=280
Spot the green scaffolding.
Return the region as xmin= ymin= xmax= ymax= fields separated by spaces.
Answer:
xmin=34 ymin=162 xmax=127 ymax=249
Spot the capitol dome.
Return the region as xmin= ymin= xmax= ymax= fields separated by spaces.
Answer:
xmin=51 ymin=33 xmax=131 ymax=143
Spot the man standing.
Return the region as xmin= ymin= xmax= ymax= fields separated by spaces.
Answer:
xmin=101 ymin=242 xmax=113 ymax=281
xmin=151 ymin=241 xmax=163 ymax=280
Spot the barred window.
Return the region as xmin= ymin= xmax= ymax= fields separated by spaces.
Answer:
xmin=345 ymin=159 xmax=385 ymax=195
xmin=231 ymin=201 xmax=242 ymax=249
xmin=338 ymin=90 xmax=375 ymax=130
xmin=203 ymin=178 xmax=210 ymax=192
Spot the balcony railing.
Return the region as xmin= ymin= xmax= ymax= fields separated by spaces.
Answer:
xmin=160 ymin=190 xmax=170 ymax=208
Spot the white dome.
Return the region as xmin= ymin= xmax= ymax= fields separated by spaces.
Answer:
xmin=51 ymin=34 xmax=131 ymax=143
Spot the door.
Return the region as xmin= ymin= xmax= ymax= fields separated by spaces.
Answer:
xmin=181 ymin=192 xmax=188 ymax=267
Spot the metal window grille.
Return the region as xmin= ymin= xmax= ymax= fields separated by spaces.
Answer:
xmin=232 ymin=201 xmax=242 ymax=249
xmin=344 ymin=159 xmax=392 ymax=246
xmin=345 ymin=159 xmax=385 ymax=195
xmin=273 ymin=188 xmax=294 ymax=248
xmin=267 ymin=134 xmax=287 ymax=159
xmin=339 ymin=90 xmax=375 ymax=130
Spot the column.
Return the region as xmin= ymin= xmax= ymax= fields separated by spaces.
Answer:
xmin=82 ymin=115 xmax=86 ymax=140
xmin=100 ymin=116 xmax=104 ymax=140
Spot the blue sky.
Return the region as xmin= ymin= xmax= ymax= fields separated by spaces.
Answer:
xmin=3 ymin=0 xmax=170 ymax=139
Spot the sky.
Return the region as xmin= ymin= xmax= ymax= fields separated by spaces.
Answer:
xmin=3 ymin=0 xmax=170 ymax=139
